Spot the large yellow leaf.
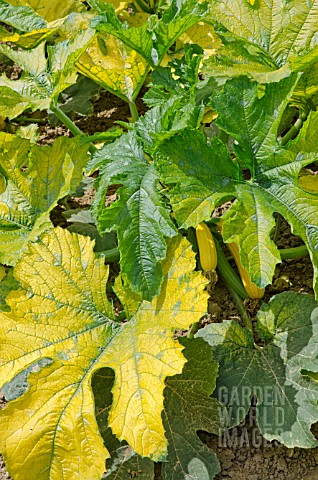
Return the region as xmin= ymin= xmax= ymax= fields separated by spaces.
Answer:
xmin=77 ymin=35 xmax=149 ymax=102
xmin=0 ymin=228 xmax=208 ymax=479
xmin=7 ymin=0 xmax=85 ymax=22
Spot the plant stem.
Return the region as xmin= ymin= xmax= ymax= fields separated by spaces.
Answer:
xmin=82 ymin=131 xmax=122 ymax=144
xmin=188 ymin=321 xmax=200 ymax=339
xmin=273 ymin=214 xmax=282 ymax=244
xmin=133 ymin=0 xmax=152 ymax=13
xmin=214 ymin=237 xmax=248 ymax=299
xmin=97 ymin=247 xmax=120 ymax=263
xmin=227 ymin=283 xmax=253 ymax=334
xmin=13 ymin=116 xmax=46 ymax=124
xmin=128 ymin=100 xmax=140 ymax=123
xmin=218 ymin=129 xmax=229 ymax=145
xmin=279 ymin=244 xmax=308 ymax=260
xmin=280 ymin=104 xmax=311 ymax=147
xmin=281 ymin=116 xmax=304 ymax=146
xmin=50 ymin=104 xmax=97 ymax=154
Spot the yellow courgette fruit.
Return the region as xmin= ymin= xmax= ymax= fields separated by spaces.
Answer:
xmin=227 ymin=241 xmax=265 ymax=299
xmin=196 ymin=223 xmax=217 ymax=271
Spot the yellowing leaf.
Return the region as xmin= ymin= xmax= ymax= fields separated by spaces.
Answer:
xmin=0 ymin=173 xmax=6 ymax=195
xmin=299 ymin=171 xmax=318 ymax=194
xmin=77 ymin=35 xmax=149 ymax=101
xmin=0 ymin=265 xmax=5 ymax=282
xmin=0 ymin=229 xmax=208 ymax=479
xmin=7 ymin=0 xmax=85 ymax=22
xmin=0 ymin=29 xmax=95 ymax=119
xmin=0 ymin=134 xmax=89 ymax=265
xmin=176 ymin=22 xmax=221 ymax=59
xmin=0 ymin=26 xmax=59 ymax=48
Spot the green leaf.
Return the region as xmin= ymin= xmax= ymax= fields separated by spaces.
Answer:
xmin=0 ymin=0 xmax=46 ymax=31
xmin=210 ymin=0 xmax=318 ymax=63
xmin=0 ymin=269 xmax=19 ymax=312
xmin=144 ymin=43 xmax=204 ymax=107
xmin=135 ymin=95 xmax=204 ymax=152
xmin=203 ymin=0 xmax=318 ymax=96
xmin=91 ymin=131 xmax=177 ymax=300
xmin=196 ymin=291 xmax=318 ymax=448
xmin=91 ymin=4 xmax=155 ymax=64
xmin=154 ymin=129 xmax=240 ymax=228
xmin=210 ymin=75 xmax=299 ymax=172
xmin=0 ymin=29 xmax=95 ymax=119
xmin=0 ymin=228 xmax=208 ymax=479
xmin=162 ymin=337 xmax=225 ymax=480
xmin=0 ymin=133 xmax=89 ymax=265
xmin=91 ymin=0 xmax=209 ymax=66
xmin=0 ymin=0 xmax=60 ymax=48
xmin=155 ymin=75 xmax=318 ymax=293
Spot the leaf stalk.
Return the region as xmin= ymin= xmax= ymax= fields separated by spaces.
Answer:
xmin=50 ymin=104 xmax=97 ymax=154
xmin=128 ymin=100 xmax=140 ymax=123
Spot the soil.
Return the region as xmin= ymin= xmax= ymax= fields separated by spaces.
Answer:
xmin=0 ymin=64 xmax=317 ymax=480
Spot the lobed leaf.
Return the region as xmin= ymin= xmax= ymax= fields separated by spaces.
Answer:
xmin=76 ymin=34 xmax=149 ymax=102
xmin=6 ymin=0 xmax=85 ymax=22
xmin=0 ymin=228 xmax=209 ymax=479
xmin=196 ymin=291 xmax=318 ymax=448
xmin=203 ymin=0 xmax=318 ymax=97
xmin=91 ymin=131 xmax=177 ymax=300
xmin=0 ymin=133 xmax=89 ymax=265
xmin=0 ymin=29 xmax=95 ymax=118
xmin=155 ymin=76 xmax=318 ymax=293
xmin=161 ymin=337 xmax=226 ymax=480
xmin=93 ymin=337 xmax=226 ymax=480
xmin=91 ymin=0 xmax=209 ymax=67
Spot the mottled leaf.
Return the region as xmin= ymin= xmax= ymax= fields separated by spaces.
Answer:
xmin=197 ymin=291 xmax=318 ymax=448
xmin=203 ymin=0 xmax=318 ymax=97
xmin=91 ymin=0 xmax=209 ymax=66
xmin=0 ymin=269 xmax=19 ymax=312
xmin=7 ymin=0 xmax=85 ymax=22
xmin=162 ymin=337 xmax=225 ymax=480
xmin=77 ymin=34 xmax=149 ymax=102
xmin=0 ymin=133 xmax=89 ymax=265
xmin=93 ymin=368 xmax=155 ymax=480
xmin=0 ymin=29 xmax=95 ymax=118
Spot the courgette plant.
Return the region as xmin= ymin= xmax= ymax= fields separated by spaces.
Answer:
xmin=0 ymin=1 xmax=318 ymax=479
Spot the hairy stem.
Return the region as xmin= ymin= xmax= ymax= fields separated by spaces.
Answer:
xmin=12 ymin=116 xmax=46 ymax=124
xmin=281 ymin=105 xmax=311 ymax=147
xmin=281 ymin=116 xmax=304 ymax=146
